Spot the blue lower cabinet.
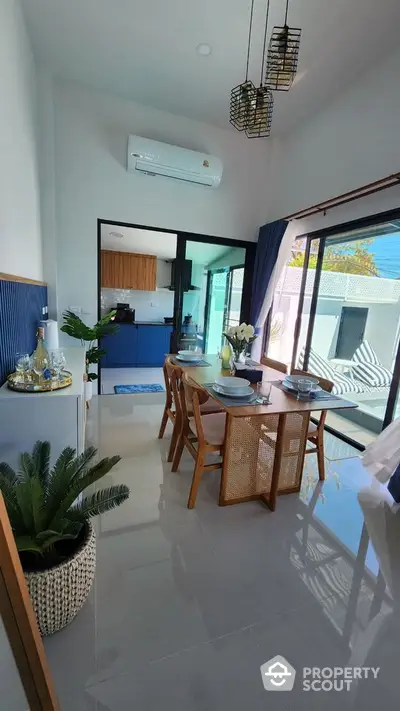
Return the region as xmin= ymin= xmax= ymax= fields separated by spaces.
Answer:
xmin=101 ymin=325 xmax=172 ymax=368
xmin=100 ymin=325 xmax=138 ymax=368
xmin=136 ymin=325 xmax=172 ymax=367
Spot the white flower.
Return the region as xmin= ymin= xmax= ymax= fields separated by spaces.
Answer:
xmin=227 ymin=326 xmax=237 ymax=336
xmin=243 ymin=324 xmax=255 ymax=341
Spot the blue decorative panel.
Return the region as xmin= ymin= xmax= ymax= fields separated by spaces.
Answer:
xmin=0 ymin=280 xmax=48 ymax=385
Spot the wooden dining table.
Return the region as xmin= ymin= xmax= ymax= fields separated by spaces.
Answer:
xmin=179 ymin=355 xmax=357 ymax=511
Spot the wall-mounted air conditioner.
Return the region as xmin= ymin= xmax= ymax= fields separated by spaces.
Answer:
xmin=127 ymin=135 xmax=223 ymax=188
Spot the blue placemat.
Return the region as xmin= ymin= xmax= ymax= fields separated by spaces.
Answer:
xmin=171 ymin=357 xmax=211 ymax=367
xmin=271 ymin=380 xmax=342 ymax=401
xmin=114 ymin=384 xmax=165 ymax=394
xmin=203 ymin=383 xmax=258 ymax=407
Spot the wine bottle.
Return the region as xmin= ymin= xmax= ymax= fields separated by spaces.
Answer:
xmin=31 ymin=327 xmax=51 ymax=385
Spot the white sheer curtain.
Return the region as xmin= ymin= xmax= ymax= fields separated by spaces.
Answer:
xmin=252 ymin=222 xmax=303 ymax=362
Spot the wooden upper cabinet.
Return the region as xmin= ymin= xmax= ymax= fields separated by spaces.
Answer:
xmin=101 ymin=251 xmax=157 ymax=291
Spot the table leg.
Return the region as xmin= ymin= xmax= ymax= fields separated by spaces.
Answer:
xmin=219 ymin=411 xmax=310 ymax=508
xmin=260 ymin=414 xmax=286 ymax=511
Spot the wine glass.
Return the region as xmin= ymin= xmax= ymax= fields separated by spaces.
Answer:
xmin=31 ymin=352 xmax=50 ymax=387
xmin=51 ymin=350 xmax=66 ymax=385
xmin=15 ymin=353 xmax=30 ymax=384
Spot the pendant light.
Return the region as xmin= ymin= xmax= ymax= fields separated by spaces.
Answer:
xmin=265 ymin=0 xmax=301 ymax=91
xmin=230 ymin=0 xmax=274 ymax=138
xmin=245 ymin=0 xmax=274 ymax=138
xmin=230 ymin=0 xmax=257 ymax=132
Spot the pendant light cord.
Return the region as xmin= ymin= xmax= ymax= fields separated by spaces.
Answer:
xmin=284 ymin=0 xmax=290 ymax=26
xmin=245 ymin=0 xmax=255 ymax=81
xmin=260 ymin=0 xmax=271 ymax=85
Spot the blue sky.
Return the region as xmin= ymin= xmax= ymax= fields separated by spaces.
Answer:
xmin=366 ymin=234 xmax=400 ymax=278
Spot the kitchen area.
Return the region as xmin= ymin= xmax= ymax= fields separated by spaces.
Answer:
xmin=99 ymin=222 xmax=249 ymax=394
xmin=99 ymin=225 xmax=177 ymax=393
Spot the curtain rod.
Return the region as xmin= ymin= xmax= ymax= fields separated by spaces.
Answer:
xmin=284 ymin=172 xmax=400 ymax=221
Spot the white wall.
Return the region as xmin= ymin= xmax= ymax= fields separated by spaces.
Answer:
xmin=269 ymin=45 xmax=400 ymax=230
xmin=0 ymin=0 xmax=42 ymax=281
xmin=42 ymin=78 xmax=270 ymax=331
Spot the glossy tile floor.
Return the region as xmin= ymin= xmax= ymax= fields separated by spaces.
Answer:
xmin=101 ymin=367 xmax=164 ymax=394
xmin=41 ymin=394 xmax=398 ymax=710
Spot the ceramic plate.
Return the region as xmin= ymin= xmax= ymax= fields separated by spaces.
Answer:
xmin=176 ymin=354 xmax=202 ymax=363
xmin=213 ymin=383 xmax=254 ymax=398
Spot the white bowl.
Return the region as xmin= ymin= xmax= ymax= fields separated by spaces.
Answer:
xmin=214 ymin=376 xmax=250 ymax=392
xmin=284 ymin=374 xmax=319 ymax=386
xmin=178 ymin=350 xmax=201 ymax=361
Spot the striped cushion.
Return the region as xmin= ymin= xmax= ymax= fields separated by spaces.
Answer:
xmin=352 ymin=340 xmax=392 ymax=386
xmin=352 ymin=361 xmax=392 ymax=387
xmin=297 ymin=347 xmax=364 ymax=395
xmin=352 ymin=341 xmax=380 ymax=365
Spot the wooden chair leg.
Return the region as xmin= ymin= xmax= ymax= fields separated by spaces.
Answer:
xmin=187 ymin=454 xmax=204 ymax=509
xmin=317 ymin=438 xmax=326 ymax=481
xmin=171 ymin=433 xmax=184 ymax=472
xmin=167 ymin=422 xmax=179 ymax=462
xmin=158 ymin=408 xmax=169 ymax=439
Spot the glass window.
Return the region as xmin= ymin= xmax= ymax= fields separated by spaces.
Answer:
xmin=296 ymin=221 xmax=400 ymax=445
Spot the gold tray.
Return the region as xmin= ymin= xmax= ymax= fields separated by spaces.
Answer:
xmin=7 ymin=370 xmax=73 ymax=393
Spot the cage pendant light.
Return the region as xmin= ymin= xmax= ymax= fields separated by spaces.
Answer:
xmin=230 ymin=0 xmax=257 ymax=131
xmin=265 ymin=0 xmax=301 ymax=91
xmin=245 ymin=0 xmax=274 ymax=138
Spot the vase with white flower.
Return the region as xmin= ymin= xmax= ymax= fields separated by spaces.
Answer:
xmin=223 ymin=323 xmax=257 ymax=364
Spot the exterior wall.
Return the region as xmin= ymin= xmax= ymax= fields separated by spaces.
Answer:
xmin=269 ymin=267 xmax=400 ymax=369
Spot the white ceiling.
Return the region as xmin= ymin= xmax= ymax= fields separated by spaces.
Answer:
xmin=100 ymin=224 xmax=233 ymax=264
xmin=101 ymin=225 xmax=177 ymax=259
xmin=22 ymin=0 xmax=400 ymax=135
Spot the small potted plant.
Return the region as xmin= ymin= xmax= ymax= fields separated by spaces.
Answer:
xmin=0 ymin=441 xmax=128 ymax=635
xmin=61 ymin=310 xmax=118 ymax=401
xmin=223 ymin=322 xmax=257 ymax=363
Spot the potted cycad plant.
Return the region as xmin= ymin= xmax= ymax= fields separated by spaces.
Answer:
xmin=61 ymin=310 xmax=118 ymax=401
xmin=0 ymin=441 xmax=128 ymax=636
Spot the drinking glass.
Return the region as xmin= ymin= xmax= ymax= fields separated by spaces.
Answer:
xmin=15 ymin=353 xmax=30 ymax=384
xmin=51 ymin=350 xmax=66 ymax=384
xmin=256 ymin=380 xmax=272 ymax=404
xmin=296 ymin=378 xmax=313 ymax=400
xmin=31 ymin=353 xmax=50 ymax=386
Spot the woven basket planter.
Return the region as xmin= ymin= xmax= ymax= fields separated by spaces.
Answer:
xmin=24 ymin=522 xmax=96 ymax=636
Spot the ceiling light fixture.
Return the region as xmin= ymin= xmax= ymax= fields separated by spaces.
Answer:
xmin=265 ymin=0 xmax=301 ymax=91
xmin=196 ymin=43 xmax=212 ymax=56
xmin=109 ymin=231 xmax=124 ymax=239
xmin=230 ymin=0 xmax=273 ymax=138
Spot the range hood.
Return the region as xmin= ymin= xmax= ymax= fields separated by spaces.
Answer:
xmin=163 ymin=259 xmax=200 ymax=291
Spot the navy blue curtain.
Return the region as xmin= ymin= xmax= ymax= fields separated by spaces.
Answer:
xmin=250 ymin=219 xmax=288 ymax=326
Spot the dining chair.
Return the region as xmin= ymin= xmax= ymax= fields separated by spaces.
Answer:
xmin=171 ymin=374 xmax=226 ymax=509
xmin=261 ymin=356 xmax=288 ymax=374
xmin=291 ymin=368 xmax=334 ymax=481
xmin=158 ymin=356 xmax=222 ymax=463
xmin=158 ymin=356 xmax=183 ymax=462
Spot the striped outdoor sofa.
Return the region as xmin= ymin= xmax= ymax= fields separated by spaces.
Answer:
xmin=297 ymin=343 xmax=391 ymax=397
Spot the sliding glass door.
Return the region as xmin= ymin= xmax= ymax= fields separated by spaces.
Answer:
xmin=293 ymin=217 xmax=400 ymax=446
xmin=177 ymin=241 xmax=248 ymax=355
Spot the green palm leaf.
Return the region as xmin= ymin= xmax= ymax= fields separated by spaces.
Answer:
xmin=15 ymin=535 xmax=43 ymax=555
xmin=0 ymin=462 xmax=18 ymax=485
xmin=45 ymin=446 xmax=97 ymax=527
xmin=15 ymin=478 xmax=45 ymax=534
xmin=19 ymin=452 xmax=36 ymax=481
xmin=49 ymin=455 xmax=121 ymax=528
xmin=68 ymin=485 xmax=129 ymax=518
xmin=32 ymin=441 xmax=51 ymax=491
